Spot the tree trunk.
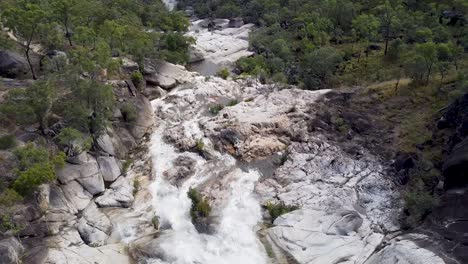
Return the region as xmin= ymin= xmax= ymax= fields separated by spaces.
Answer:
xmin=384 ymin=25 xmax=390 ymax=56
xmin=24 ymin=48 xmax=36 ymax=80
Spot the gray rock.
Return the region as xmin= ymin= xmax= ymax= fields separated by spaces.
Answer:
xmin=96 ymin=133 xmax=117 ymax=156
xmin=129 ymin=95 xmax=153 ymax=139
xmin=61 ymin=181 xmax=93 ymax=211
xmin=0 ymin=237 xmax=24 ymax=264
xmin=95 ymin=176 xmax=134 ymax=208
xmin=0 ymin=50 xmax=28 ymax=79
xmin=97 ymin=156 xmax=121 ymax=182
xmin=228 ymin=18 xmax=244 ymax=28
xmin=163 ymin=156 xmax=196 ymax=186
xmin=77 ymin=203 xmax=112 ymax=247
xmin=365 ymin=235 xmax=444 ymax=264
xmin=56 ymin=156 xmax=105 ymax=195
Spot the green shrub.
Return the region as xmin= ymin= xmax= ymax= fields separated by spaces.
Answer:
xmin=121 ymin=103 xmax=138 ymax=123
xmin=209 ymin=104 xmax=224 ymax=115
xmin=265 ymin=201 xmax=298 ymax=222
xmin=12 ymin=144 xmax=65 ymax=195
xmin=188 ymin=187 xmax=211 ymax=221
xmin=133 ymin=178 xmax=139 ymax=195
xmin=216 ymin=68 xmax=230 ymax=80
xmin=195 ymin=139 xmax=204 ymax=152
xmin=0 ymin=135 xmax=16 ymax=150
xmin=152 ymin=215 xmax=160 ymax=230
xmin=57 ymin=128 xmax=92 ymax=154
xmin=227 ymin=99 xmax=239 ymax=107
xmin=0 ymin=188 xmax=23 ymax=208
xmin=123 ymin=160 xmax=133 ymax=173
xmin=404 ymin=191 xmax=439 ymax=227
xmin=131 ymin=71 xmax=145 ymax=91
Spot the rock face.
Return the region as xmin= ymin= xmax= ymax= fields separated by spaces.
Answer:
xmin=77 ymin=203 xmax=112 ymax=247
xmin=0 ymin=50 xmax=29 ymax=79
xmin=97 ymin=156 xmax=122 ymax=182
xmin=95 ymin=176 xmax=134 ymax=208
xmin=57 ymin=154 xmax=105 ymax=195
xmin=0 ymin=237 xmax=24 ymax=264
xmin=186 ymin=20 xmax=255 ymax=75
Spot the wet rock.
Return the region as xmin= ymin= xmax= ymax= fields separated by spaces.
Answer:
xmin=0 ymin=50 xmax=29 ymax=79
xmin=187 ymin=21 xmax=255 ymax=75
xmin=443 ymin=138 xmax=468 ymax=189
xmin=164 ymin=156 xmax=196 ymax=186
xmin=228 ymin=18 xmax=244 ymax=28
xmin=95 ymin=176 xmax=134 ymax=208
xmin=269 ymin=209 xmax=381 ymax=264
xmin=97 ymin=156 xmax=121 ymax=182
xmin=77 ymin=203 xmax=112 ymax=247
xmin=0 ymin=237 xmax=24 ymax=264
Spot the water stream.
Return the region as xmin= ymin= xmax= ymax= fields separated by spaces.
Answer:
xmin=143 ymin=90 xmax=267 ymax=264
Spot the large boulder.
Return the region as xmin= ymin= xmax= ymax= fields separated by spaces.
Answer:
xmin=97 ymin=156 xmax=121 ymax=182
xmin=129 ymin=95 xmax=153 ymax=139
xmin=95 ymin=176 xmax=134 ymax=208
xmin=443 ymin=138 xmax=468 ymax=189
xmin=0 ymin=50 xmax=29 ymax=79
xmin=61 ymin=180 xmax=93 ymax=211
xmin=56 ymin=155 xmax=105 ymax=195
xmin=0 ymin=237 xmax=24 ymax=264
xmin=364 ymin=235 xmax=445 ymax=264
xmin=77 ymin=203 xmax=112 ymax=247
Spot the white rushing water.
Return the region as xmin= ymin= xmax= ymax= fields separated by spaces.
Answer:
xmin=162 ymin=0 xmax=177 ymax=11
xmin=146 ymin=93 xmax=267 ymax=264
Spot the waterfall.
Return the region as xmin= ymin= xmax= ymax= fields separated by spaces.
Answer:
xmin=162 ymin=0 xmax=177 ymax=11
xmin=145 ymin=91 xmax=267 ymax=264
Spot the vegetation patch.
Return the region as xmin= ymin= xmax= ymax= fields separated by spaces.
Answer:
xmin=264 ymin=201 xmax=299 ymax=222
xmin=216 ymin=68 xmax=230 ymax=80
xmin=0 ymin=135 xmax=16 ymax=150
xmin=187 ymin=187 xmax=211 ymax=222
xmin=209 ymin=104 xmax=224 ymax=115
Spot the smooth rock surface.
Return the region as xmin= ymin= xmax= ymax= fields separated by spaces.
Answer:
xmin=95 ymin=176 xmax=134 ymax=208
xmin=57 ymin=155 xmax=105 ymax=195
xmin=97 ymin=156 xmax=122 ymax=182
xmin=77 ymin=203 xmax=112 ymax=247
xmin=0 ymin=50 xmax=28 ymax=78
xmin=0 ymin=237 xmax=24 ymax=264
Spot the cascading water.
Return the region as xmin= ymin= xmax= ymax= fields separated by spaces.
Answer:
xmin=144 ymin=91 xmax=267 ymax=264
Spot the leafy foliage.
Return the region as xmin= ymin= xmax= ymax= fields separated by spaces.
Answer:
xmin=12 ymin=144 xmax=65 ymax=196
xmin=187 ymin=187 xmax=211 ymax=221
xmin=265 ymin=201 xmax=298 ymax=222
xmin=0 ymin=135 xmax=16 ymax=150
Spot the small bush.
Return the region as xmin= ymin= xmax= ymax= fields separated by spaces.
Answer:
xmin=121 ymin=104 xmax=138 ymax=123
xmin=227 ymin=99 xmax=239 ymax=107
xmin=152 ymin=215 xmax=160 ymax=230
xmin=57 ymin=128 xmax=92 ymax=155
xmin=195 ymin=139 xmax=204 ymax=152
xmin=265 ymin=201 xmax=298 ymax=222
xmin=216 ymin=68 xmax=230 ymax=80
xmin=131 ymin=71 xmax=145 ymax=91
xmin=0 ymin=135 xmax=16 ymax=150
xmin=12 ymin=144 xmax=65 ymax=195
xmin=404 ymin=191 xmax=439 ymax=227
xmin=188 ymin=188 xmax=211 ymax=221
xmin=133 ymin=178 xmax=139 ymax=195
xmin=209 ymin=104 xmax=224 ymax=115
xmin=0 ymin=189 xmax=23 ymax=208
xmin=123 ymin=160 xmax=133 ymax=173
